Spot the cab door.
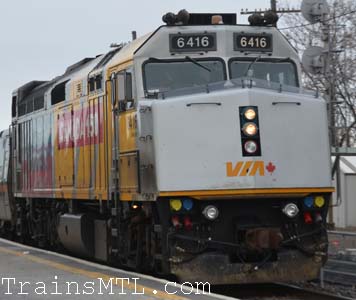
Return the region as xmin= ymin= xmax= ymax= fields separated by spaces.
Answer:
xmin=113 ymin=70 xmax=139 ymax=200
xmin=55 ymin=105 xmax=74 ymax=187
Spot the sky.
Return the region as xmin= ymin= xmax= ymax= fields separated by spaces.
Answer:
xmin=0 ymin=0 xmax=302 ymax=130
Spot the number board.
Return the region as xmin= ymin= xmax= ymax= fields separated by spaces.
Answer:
xmin=234 ymin=33 xmax=273 ymax=52
xmin=169 ymin=33 xmax=217 ymax=52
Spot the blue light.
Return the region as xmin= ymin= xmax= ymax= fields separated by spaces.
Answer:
xmin=182 ymin=198 xmax=193 ymax=211
xmin=304 ymin=196 xmax=314 ymax=208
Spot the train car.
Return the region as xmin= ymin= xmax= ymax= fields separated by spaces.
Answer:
xmin=0 ymin=130 xmax=13 ymax=231
xmin=0 ymin=11 xmax=334 ymax=284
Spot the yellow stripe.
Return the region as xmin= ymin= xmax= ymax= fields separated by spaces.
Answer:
xmin=0 ymin=246 xmax=186 ymax=300
xmin=159 ymin=187 xmax=335 ymax=199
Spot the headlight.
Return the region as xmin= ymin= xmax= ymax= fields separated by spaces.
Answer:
xmin=244 ymin=140 xmax=258 ymax=154
xmin=315 ymin=196 xmax=325 ymax=208
xmin=242 ymin=122 xmax=258 ymax=136
xmin=202 ymin=205 xmax=219 ymax=220
xmin=282 ymin=203 xmax=299 ymax=218
xmin=170 ymin=199 xmax=182 ymax=211
xmin=244 ymin=108 xmax=256 ymax=120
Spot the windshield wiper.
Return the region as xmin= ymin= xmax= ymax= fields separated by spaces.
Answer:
xmin=148 ymin=57 xmax=166 ymax=62
xmin=185 ymin=56 xmax=211 ymax=72
xmin=244 ymin=55 xmax=261 ymax=77
xmin=243 ymin=56 xmax=292 ymax=77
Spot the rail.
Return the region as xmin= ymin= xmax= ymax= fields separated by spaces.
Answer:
xmin=320 ymin=231 xmax=356 ymax=288
xmin=329 ymin=231 xmax=356 ymax=237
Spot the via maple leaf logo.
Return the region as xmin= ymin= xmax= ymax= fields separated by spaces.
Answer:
xmin=266 ymin=162 xmax=276 ymax=175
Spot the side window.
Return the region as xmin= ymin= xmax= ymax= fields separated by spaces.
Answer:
xmin=12 ymin=96 xmax=17 ymax=118
xmin=51 ymin=81 xmax=68 ymax=105
xmin=88 ymin=74 xmax=103 ymax=93
xmin=117 ymin=70 xmax=134 ymax=111
xmin=110 ymin=73 xmax=117 ymax=106
xmin=95 ymin=75 xmax=102 ymax=90
xmin=89 ymin=78 xmax=95 ymax=92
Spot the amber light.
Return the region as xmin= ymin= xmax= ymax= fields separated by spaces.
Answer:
xmin=244 ymin=108 xmax=256 ymax=120
xmin=242 ymin=123 xmax=258 ymax=136
xmin=212 ymin=15 xmax=223 ymax=24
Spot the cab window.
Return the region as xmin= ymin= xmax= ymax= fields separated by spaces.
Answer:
xmin=143 ymin=59 xmax=226 ymax=94
xmin=229 ymin=59 xmax=298 ymax=87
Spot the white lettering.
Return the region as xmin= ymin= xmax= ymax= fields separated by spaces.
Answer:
xmin=1 ymin=278 xmax=16 ymax=295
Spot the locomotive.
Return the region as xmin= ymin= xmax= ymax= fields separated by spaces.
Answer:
xmin=0 ymin=11 xmax=334 ymax=284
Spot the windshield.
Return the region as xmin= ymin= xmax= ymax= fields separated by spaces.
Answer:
xmin=144 ymin=59 xmax=225 ymax=94
xmin=230 ymin=59 xmax=298 ymax=87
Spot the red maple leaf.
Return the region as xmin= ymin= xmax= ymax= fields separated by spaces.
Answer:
xmin=266 ymin=162 xmax=276 ymax=174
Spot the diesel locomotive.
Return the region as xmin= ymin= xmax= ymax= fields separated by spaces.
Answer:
xmin=0 ymin=11 xmax=334 ymax=284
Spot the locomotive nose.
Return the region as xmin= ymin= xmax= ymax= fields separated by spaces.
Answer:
xmin=150 ymin=86 xmax=331 ymax=193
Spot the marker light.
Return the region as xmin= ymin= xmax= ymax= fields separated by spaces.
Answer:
xmin=183 ymin=216 xmax=193 ymax=230
xmin=304 ymin=212 xmax=313 ymax=224
xmin=304 ymin=196 xmax=314 ymax=208
xmin=315 ymin=212 xmax=323 ymax=223
xmin=170 ymin=199 xmax=182 ymax=211
xmin=182 ymin=198 xmax=193 ymax=211
xmin=244 ymin=108 xmax=256 ymax=120
xmin=171 ymin=216 xmax=181 ymax=229
xmin=242 ymin=123 xmax=258 ymax=136
xmin=244 ymin=140 xmax=258 ymax=154
xmin=211 ymin=15 xmax=223 ymax=25
xmin=315 ymin=196 xmax=325 ymax=208
xmin=203 ymin=205 xmax=219 ymax=220
xmin=282 ymin=203 xmax=299 ymax=218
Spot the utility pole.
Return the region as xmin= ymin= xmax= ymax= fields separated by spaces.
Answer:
xmin=322 ymin=10 xmax=338 ymax=227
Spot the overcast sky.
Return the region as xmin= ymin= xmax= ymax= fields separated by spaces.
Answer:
xmin=0 ymin=0 xmax=302 ymax=130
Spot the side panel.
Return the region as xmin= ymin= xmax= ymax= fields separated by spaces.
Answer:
xmin=119 ymin=110 xmax=140 ymax=198
xmin=0 ymin=131 xmax=12 ymax=221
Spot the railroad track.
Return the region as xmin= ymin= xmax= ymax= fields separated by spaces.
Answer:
xmin=322 ymin=258 xmax=356 ymax=286
xmin=211 ymin=283 xmax=354 ymax=300
xmin=322 ymin=231 xmax=356 ymax=287
xmin=1 ymin=233 xmax=354 ymax=299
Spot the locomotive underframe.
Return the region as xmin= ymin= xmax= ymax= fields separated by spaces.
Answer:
xmin=0 ymin=191 xmax=330 ymax=284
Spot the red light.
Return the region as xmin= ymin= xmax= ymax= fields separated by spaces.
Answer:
xmin=171 ymin=216 xmax=181 ymax=229
xmin=331 ymin=240 xmax=340 ymax=247
xmin=183 ymin=216 xmax=193 ymax=231
xmin=304 ymin=212 xmax=313 ymax=224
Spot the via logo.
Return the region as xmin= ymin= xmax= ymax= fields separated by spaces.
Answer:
xmin=226 ymin=161 xmax=276 ymax=177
